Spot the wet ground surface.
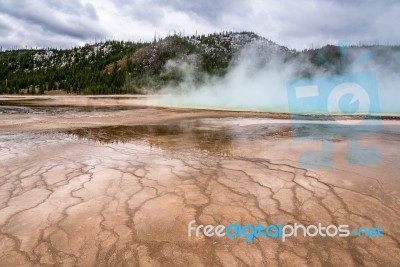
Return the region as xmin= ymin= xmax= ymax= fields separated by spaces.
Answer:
xmin=0 ymin=96 xmax=399 ymax=266
xmin=0 ymin=99 xmax=147 ymax=115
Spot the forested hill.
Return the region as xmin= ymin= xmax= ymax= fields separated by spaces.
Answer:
xmin=0 ymin=31 xmax=399 ymax=95
xmin=0 ymin=32 xmax=284 ymax=94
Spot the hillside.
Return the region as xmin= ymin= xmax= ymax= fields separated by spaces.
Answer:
xmin=0 ymin=31 xmax=399 ymax=95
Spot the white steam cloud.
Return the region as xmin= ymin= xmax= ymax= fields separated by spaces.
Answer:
xmin=148 ymin=43 xmax=400 ymax=115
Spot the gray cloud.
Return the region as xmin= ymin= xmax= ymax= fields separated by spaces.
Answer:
xmin=0 ymin=17 xmax=11 ymax=35
xmin=0 ymin=0 xmax=104 ymax=45
xmin=110 ymin=0 xmax=252 ymax=28
xmin=0 ymin=0 xmax=399 ymax=49
xmin=154 ymin=0 xmax=250 ymax=22
xmin=271 ymin=0 xmax=399 ymax=44
xmin=110 ymin=0 xmax=165 ymax=25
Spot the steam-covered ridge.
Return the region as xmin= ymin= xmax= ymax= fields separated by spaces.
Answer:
xmin=0 ymin=32 xmax=288 ymax=94
xmin=1 ymin=31 xmax=399 ymax=114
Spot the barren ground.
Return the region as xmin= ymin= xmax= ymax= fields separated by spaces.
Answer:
xmin=0 ymin=96 xmax=399 ymax=266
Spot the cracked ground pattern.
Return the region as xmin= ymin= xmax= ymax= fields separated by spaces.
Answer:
xmin=0 ymin=97 xmax=399 ymax=267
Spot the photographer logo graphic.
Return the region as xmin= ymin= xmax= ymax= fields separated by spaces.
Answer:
xmin=286 ymin=42 xmax=381 ymax=168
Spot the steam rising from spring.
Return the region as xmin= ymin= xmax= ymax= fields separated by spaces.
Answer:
xmin=149 ymin=43 xmax=400 ymax=115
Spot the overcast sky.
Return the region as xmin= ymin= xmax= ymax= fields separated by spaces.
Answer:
xmin=0 ymin=0 xmax=399 ymax=50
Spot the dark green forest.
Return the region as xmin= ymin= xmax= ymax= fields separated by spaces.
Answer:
xmin=1 ymin=31 xmax=398 ymax=95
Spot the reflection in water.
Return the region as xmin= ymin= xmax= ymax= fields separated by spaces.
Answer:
xmin=65 ymin=123 xmax=234 ymax=156
xmin=63 ymin=119 xmax=389 ymax=157
xmin=67 ymin=125 xmax=184 ymax=143
xmin=64 ymin=120 xmax=305 ymax=156
xmin=191 ymin=127 xmax=233 ymax=155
